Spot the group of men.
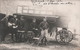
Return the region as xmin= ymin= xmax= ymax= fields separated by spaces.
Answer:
xmin=30 ymin=17 xmax=49 ymax=45
xmin=7 ymin=15 xmax=49 ymax=44
xmin=0 ymin=14 xmax=70 ymax=45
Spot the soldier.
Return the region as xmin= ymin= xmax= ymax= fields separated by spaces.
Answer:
xmin=39 ymin=17 xmax=49 ymax=45
xmin=8 ymin=15 xmax=18 ymax=42
xmin=30 ymin=18 xmax=38 ymax=37
xmin=18 ymin=16 xmax=25 ymax=30
xmin=17 ymin=16 xmax=25 ymax=42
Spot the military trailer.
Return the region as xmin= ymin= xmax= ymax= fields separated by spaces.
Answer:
xmin=12 ymin=13 xmax=73 ymax=44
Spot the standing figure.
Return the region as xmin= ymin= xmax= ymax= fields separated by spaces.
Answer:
xmin=17 ymin=16 xmax=25 ymax=42
xmin=39 ymin=17 xmax=49 ymax=45
xmin=8 ymin=15 xmax=18 ymax=42
xmin=18 ymin=16 xmax=25 ymax=30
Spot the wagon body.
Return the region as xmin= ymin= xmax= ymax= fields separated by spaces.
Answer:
xmin=13 ymin=13 xmax=73 ymax=44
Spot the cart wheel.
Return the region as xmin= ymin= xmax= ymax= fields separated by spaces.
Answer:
xmin=66 ymin=30 xmax=73 ymax=42
xmin=56 ymin=34 xmax=63 ymax=44
xmin=56 ymin=30 xmax=73 ymax=44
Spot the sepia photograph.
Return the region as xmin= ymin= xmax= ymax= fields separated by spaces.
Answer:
xmin=0 ymin=0 xmax=80 ymax=50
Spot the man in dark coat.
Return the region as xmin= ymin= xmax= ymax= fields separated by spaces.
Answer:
xmin=8 ymin=15 xmax=18 ymax=42
xmin=30 ymin=18 xmax=38 ymax=37
xmin=39 ymin=17 xmax=49 ymax=45
xmin=17 ymin=16 xmax=25 ymax=42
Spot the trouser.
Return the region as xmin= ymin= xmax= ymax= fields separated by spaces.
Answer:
xmin=32 ymin=29 xmax=38 ymax=37
xmin=39 ymin=29 xmax=48 ymax=44
xmin=16 ymin=32 xmax=21 ymax=42
xmin=11 ymin=28 xmax=18 ymax=42
xmin=17 ymin=32 xmax=25 ymax=42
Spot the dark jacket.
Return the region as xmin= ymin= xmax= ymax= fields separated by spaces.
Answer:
xmin=30 ymin=22 xmax=38 ymax=30
xmin=39 ymin=21 xmax=49 ymax=30
xmin=18 ymin=19 xmax=25 ymax=30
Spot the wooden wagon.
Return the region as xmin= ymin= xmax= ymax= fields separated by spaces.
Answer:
xmin=12 ymin=13 xmax=73 ymax=44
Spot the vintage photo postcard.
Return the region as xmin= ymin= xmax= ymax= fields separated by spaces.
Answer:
xmin=0 ymin=0 xmax=80 ymax=50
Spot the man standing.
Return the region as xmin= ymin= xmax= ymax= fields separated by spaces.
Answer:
xmin=39 ymin=17 xmax=49 ymax=45
xmin=18 ymin=16 xmax=25 ymax=30
xmin=8 ymin=15 xmax=18 ymax=42
xmin=17 ymin=16 xmax=25 ymax=42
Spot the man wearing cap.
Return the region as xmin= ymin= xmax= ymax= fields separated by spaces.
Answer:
xmin=39 ymin=17 xmax=49 ymax=45
xmin=8 ymin=15 xmax=18 ymax=42
xmin=30 ymin=18 xmax=38 ymax=37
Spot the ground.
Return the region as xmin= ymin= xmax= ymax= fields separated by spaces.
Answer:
xmin=0 ymin=34 xmax=80 ymax=50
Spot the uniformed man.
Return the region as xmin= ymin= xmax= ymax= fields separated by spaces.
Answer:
xmin=30 ymin=18 xmax=38 ymax=37
xmin=8 ymin=15 xmax=18 ymax=42
xmin=39 ymin=17 xmax=49 ymax=45
xmin=17 ymin=16 xmax=25 ymax=42
xmin=18 ymin=16 xmax=25 ymax=30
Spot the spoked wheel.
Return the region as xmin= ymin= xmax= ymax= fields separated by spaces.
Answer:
xmin=56 ymin=30 xmax=73 ymax=44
